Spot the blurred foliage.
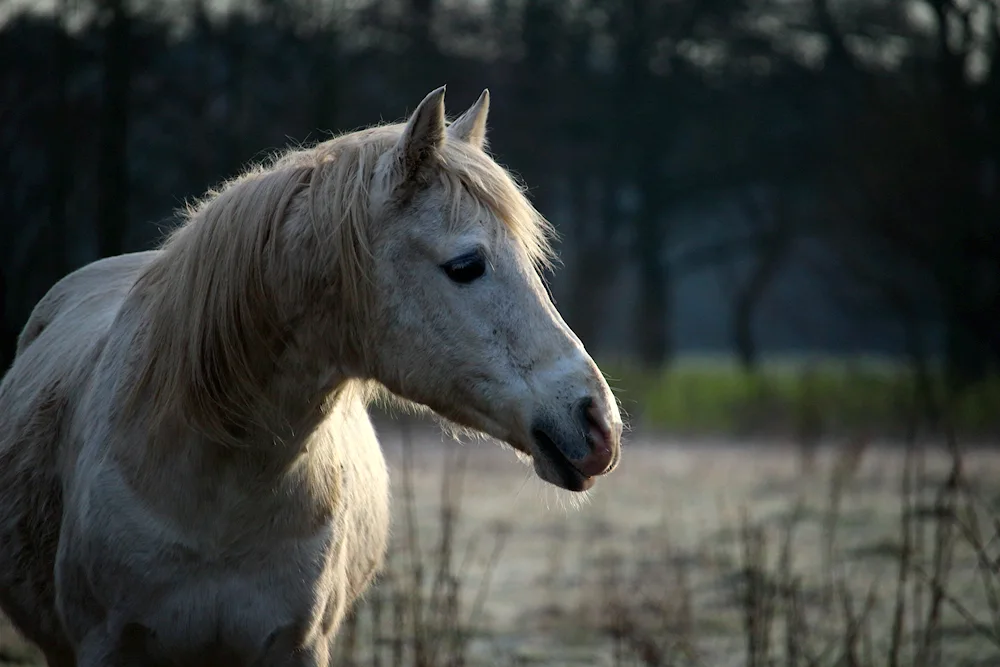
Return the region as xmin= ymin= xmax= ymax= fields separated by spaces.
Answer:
xmin=1 ymin=0 xmax=998 ymax=392
xmin=603 ymin=358 xmax=1000 ymax=438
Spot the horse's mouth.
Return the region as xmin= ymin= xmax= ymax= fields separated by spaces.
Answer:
xmin=530 ymin=428 xmax=596 ymax=492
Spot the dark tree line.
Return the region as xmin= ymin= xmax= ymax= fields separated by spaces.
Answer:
xmin=1 ymin=0 xmax=998 ymax=389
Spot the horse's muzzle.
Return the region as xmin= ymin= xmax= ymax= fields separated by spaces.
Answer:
xmin=529 ymin=396 xmax=621 ymax=492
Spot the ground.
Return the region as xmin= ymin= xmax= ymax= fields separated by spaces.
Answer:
xmin=3 ymin=421 xmax=999 ymax=666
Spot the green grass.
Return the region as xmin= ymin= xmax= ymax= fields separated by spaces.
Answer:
xmin=599 ymin=355 xmax=1000 ymax=438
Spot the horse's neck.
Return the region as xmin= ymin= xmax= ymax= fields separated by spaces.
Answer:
xmin=98 ymin=266 xmax=379 ymax=540
xmin=113 ymin=298 xmax=356 ymax=470
xmin=249 ymin=320 xmax=359 ymax=445
xmin=110 ymin=357 xmax=359 ymax=525
xmin=113 ymin=419 xmax=353 ymax=546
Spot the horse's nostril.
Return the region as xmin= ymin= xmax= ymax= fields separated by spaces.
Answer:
xmin=577 ymin=396 xmax=611 ymax=452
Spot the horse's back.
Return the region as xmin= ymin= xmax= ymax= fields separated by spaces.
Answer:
xmin=7 ymin=250 xmax=157 ymax=426
xmin=0 ymin=251 xmax=157 ymax=662
xmin=17 ymin=251 xmax=157 ymax=356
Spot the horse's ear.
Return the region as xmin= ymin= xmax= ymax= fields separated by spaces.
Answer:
xmin=394 ymin=85 xmax=447 ymax=179
xmin=448 ymin=89 xmax=490 ymax=149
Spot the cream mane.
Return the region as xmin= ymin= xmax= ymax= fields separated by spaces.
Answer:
xmin=122 ymin=122 xmax=557 ymax=444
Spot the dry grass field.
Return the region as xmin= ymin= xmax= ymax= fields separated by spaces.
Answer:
xmin=3 ymin=418 xmax=999 ymax=666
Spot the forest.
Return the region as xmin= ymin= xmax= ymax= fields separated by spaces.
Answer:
xmin=4 ymin=3 xmax=1000 ymax=665
xmin=2 ymin=0 xmax=997 ymax=388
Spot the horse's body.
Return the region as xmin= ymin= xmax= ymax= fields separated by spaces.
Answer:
xmin=0 ymin=88 xmax=622 ymax=666
xmin=1 ymin=250 xmax=390 ymax=666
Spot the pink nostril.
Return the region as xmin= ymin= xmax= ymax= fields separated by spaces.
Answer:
xmin=586 ymin=404 xmax=611 ymax=454
xmin=587 ymin=415 xmax=611 ymax=452
xmin=574 ymin=399 xmax=617 ymax=477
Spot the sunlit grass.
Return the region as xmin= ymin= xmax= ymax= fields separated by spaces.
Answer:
xmin=600 ymin=355 xmax=1000 ymax=438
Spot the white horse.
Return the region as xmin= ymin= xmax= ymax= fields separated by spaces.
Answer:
xmin=0 ymin=86 xmax=622 ymax=666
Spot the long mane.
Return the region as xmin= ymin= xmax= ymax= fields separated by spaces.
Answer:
xmin=121 ymin=122 xmax=557 ymax=444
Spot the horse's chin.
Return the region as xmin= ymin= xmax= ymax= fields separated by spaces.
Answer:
xmin=527 ymin=431 xmax=597 ymax=493
xmin=499 ymin=434 xmax=594 ymax=492
xmin=427 ymin=410 xmax=598 ymax=493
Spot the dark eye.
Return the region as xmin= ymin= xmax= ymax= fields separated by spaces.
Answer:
xmin=441 ymin=252 xmax=487 ymax=284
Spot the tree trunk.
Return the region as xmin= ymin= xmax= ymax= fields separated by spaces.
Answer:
xmin=403 ymin=0 xmax=438 ymax=101
xmin=312 ymin=50 xmax=339 ymax=136
xmin=566 ymin=164 xmax=623 ymax=351
xmin=95 ymin=0 xmax=132 ymax=259
xmin=732 ymin=234 xmax=791 ymax=373
xmin=631 ymin=134 xmax=672 ymax=369
xmin=0 ymin=272 xmax=16 ymax=372
xmin=633 ymin=232 xmax=671 ymax=368
xmin=408 ymin=0 xmax=434 ymax=56
xmin=47 ymin=0 xmax=72 ymax=280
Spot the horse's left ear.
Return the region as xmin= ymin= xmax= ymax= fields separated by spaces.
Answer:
xmin=448 ymin=89 xmax=490 ymax=149
xmin=395 ymin=85 xmax=447 ymax=179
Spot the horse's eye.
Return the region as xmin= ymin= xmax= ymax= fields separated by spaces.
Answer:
xmin=441 ymin=252 xmax=487 ymax=284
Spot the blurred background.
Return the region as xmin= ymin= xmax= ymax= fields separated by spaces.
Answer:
xmin=1 ymin=0 xmax=999 ymax=440
xmin=2 ymin=1 xmax=1000 ymax=665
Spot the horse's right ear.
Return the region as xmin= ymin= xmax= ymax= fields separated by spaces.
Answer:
xmin=448 ymin=89 xmax=490 ymax=149
xmin=394 ymin=86 xmax=447 ymax=180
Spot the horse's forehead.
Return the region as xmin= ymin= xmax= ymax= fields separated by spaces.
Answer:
xmin=398 ymin=179 xmax=478 ymax=227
